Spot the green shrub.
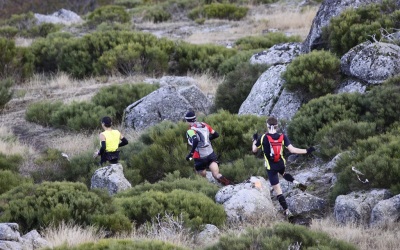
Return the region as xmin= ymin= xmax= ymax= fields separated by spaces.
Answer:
xmin=282 ymin=50 xmax=341 ymax=99
xmin=27 ymin=22 xmax=62 ymax=37
xmin=0 ymin=78 xmax=13 ymax=109
xmin=331 ymin=131 xmax=400 ymax=201
xmin=0 ymin=170 xmax=32 ymax=195
xmin=0 ymin=26 xmax=19 ymax=38
xmin=92 ymin=83 xmax=159 ymax=122
xmin=114 ymin=189 xmax=226 ymax=229
xmin=95 ymin=42 xmax=170 ymax=76
xmin=30 ymin=148 xmax=71 ymax=183
xmin=0 ymin=152 xmax=23 ymax=172
xmin=219 ymin=155 xmax=265 ymax=182
xmin=234 ymin=32 xmax=301 ymax=50
xmin=214 ymin=62 xmax=269 ymax=113
xmin=189 ymin=3 xmax=248 ymax=21
xmin=0 ymin=38 xmax=34 ymax=81
xmin=322 ymin=1 xmax=400 ymax=56
xmin=116 ymin=174 xmax=219 ymax=200
xmin=86 ymin=5 xmax=130 ymax=28
xmin=25 ymin=101 xmax=63 ymax=127
xmin=315 ymin=120 xmax=376 ymax=160
xmin=171 ymin=41 xmax=237 ymax=75
xmin=0 ymin=182 xmax=113 ymax=233
xmin=47 ymin=239 xmax=188 ymax=250
xmin=287 ymin=93 xmax=362 ymax=148
xmin=383 ymin=74 xmax=400 ymax=86
xmin=49 ymin=101 xmax=116 ymax=131
xmin=115 ymin=0 xmax=143 ymax=8
xmin=143 ymin=6 xmax=171 ymax=23
xmin=207 ymin=222 xmax=356 ymax=250
xmin=217 ymin=50 xmax=256 ymax=75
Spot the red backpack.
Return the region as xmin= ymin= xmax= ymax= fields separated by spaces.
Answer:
xmin=261 ymin=134 xmax=284 ymax=162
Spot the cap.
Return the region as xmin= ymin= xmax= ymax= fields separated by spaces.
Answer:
xmin=266 ymin=117 xmax=278 ymax=126
xmin=184 ymin=111 xmax=196 ymax=122
xmin=101 ymin=116 xmax=112 ymax=127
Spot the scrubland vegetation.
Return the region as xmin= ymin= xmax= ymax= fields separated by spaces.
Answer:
xmin=1 ymin=0 xmax=400 ymax=249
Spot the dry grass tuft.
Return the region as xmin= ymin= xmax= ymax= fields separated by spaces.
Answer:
xmin=46 ymin=132 xmax=98 ymax=158
xmin=42 ymin=221 xmax=107 ymax=248
xmin=189 ymin=71 xmax=224 ymax=96
xmin=311 ymin=216 xmax=400 ymax=250
xmin=0 ymin=125 xmax=35 ymax=156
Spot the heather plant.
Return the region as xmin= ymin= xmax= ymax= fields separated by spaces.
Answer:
xmin=30 ymin=148 xmax=71 ymax=183
xmin=188 ymin=3 xmax=248 ymax=21
xmin=25 ymin=101 xmax=64 ymax=127
xmin=287 ymin=93 xmax=362 ymax=148
xmin=114 ymin=189 xmax=226 ymax=229
xmin=217 ymin=50 xmax=255 ymax=75
xmin=0 ymin=38 xmax=34 ymax=81
xmin=86 ymin=5 xmax=130 ymax=28
xmin=0 ymin=26 xmax=19 ymax=38
xmin=331 ymin=131 xmax=400 ymax=201
xmin=91 ymin=83 xmax=159 ymax=122
xmin=47 ymin=239 xmax=188 ymax=250
xmin=213 ymin=62 xmax=269 ymax=113
xmin=219 ymin=155 xmax=265 ymax=183
xmin=0 ymin=182 xmax=114 ymax=233
xmin=0 ymin=170 xmax=32 ymax=195
xmin=322 ymin=1 xmax=400 ymax=56
xmin=116 ymin=174 xmax=219 ymax=200
xmin=0 ymin=152 xmax=24 ymax=172
xmin=315 ymin=120 xmax=376 ymax=160
xmin=142 ymin=6 xmax=172 ymax=23
xmin=234 ymin=32 xmax=301 ymax=50
xmin=0 ymin=78 xmax=13 ymax=109
xmin=207 ymin=222 xmax=357 ymax=250
xmin=282 ymin=50 xmax=341 ymax=99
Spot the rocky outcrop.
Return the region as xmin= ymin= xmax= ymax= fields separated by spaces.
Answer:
xmin=34 ymin=9 xmax=83 ymax=25
xmin=341 ymin=42 xmax=400 ymax=84
xmin=215 ymin=176 xmax=275 ymax=222
xmin=334 ymin=189 xmax=392 ymax=225
xmin=287 ymin=192 xmax=326 ymax=217
xmin=194 ymin=224 xmax=220 ymax=247
xmin=303 ymin=0 xmax=380 ymax=52
xmin=0 ymin=223 xmax=48 ymax=250
xmin=250 ymin=43 xmax=303 ymax=66
xmin=90 ymin=163 xmax=131 ymax=195
xmin=370 ymin=194 xmax=400 ymax=227
xmin=124 ymin=84 xmax=211 ymax=130
xmin=238 ymin=65 xmax=287 ymax=116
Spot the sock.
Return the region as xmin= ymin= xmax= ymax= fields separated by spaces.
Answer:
xmin=277 ymin=194 xmax=288 ymax=210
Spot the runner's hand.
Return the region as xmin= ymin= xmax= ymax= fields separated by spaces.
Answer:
xmin=186 ymin=152 xmax=193 ymax=161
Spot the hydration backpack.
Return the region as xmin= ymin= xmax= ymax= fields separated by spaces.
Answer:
xmin=261 ymin=134 xmax=284 ymax=162
xmin=188 ymin=122 xmax=213 ymax=158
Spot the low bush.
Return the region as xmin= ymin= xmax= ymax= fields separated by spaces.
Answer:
xmin=217 ymin=50 xmax=255 ymax=75
xmin=30 ymin=148 xmax=71 ymax=183
xmin=315 ymin=120 xmax=376 ymax=160
xmin=188 ymin=3 xmax=248 ymax=21
xmin=234 ymin=32 xmax=301 ymax=50
xmin=48 ymin=239 xmax=188 ymax=250
xmin=0 ymin=170 xmax=32 ymax=195
xmin=0 ymin=152 xmax=23 ymax=172
xmin=86 ymin=5 xmax=130 ymax=28
xmin=114 ymin=189 xmax=226 ymax=229
xmin=207 ymin=222 xmax=357 ymax=250
xmin=331 ymin=131 xmax=400 ymax=201
xmin=116 ymin=174 xmax=219 ymax=200
xmin=0 ymin=182 xmax=114 ymax=233
xmin=219 ymin=155 xmax=265 ymax=182
xmin=25 ymin=101 xmax=63 ymax=127
xmin=0 ymin=38 xmax=34 ymax=81
xmin=0 ymin=78 xmax=13 ymax=109
xmin=92 ymin=83 xmax=159 ymax=122
xmin=282 ymin=50 xmax=341 ymax=99
xmin=322 ymin=1 xmax=400 ymax=56
xmin=213 ymin=62 xmax=269 ymax=113
xmin=143 ymin=6 xmax=171 ymax=23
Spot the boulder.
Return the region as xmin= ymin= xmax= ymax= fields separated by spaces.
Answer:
xmin=194 ymin=224 xmax=220 ymax=247
xmin=269 ymin=88 xmax=303 ymax=121
xmin=124 ymin=85 xmax=211 ymax=130
xmin=303 ymin=0 xmax=379 ymax=53
xmin=34 ymin=9 xmax=83 ymax=25
xmin=0 ymin=224 xmax=48 ymax=250
xmin=344 ymin=42 xmax=400 ymax=84
xmin=287 ymin=193 xmax=326 ymax=217
xmin=238 ymin=65 xmax=287 ymax=116
xmin=90 ymin=163 xmax=132 ymax=195
xmin=336 ymin=79 xmax=366 ymax=94
xmin=334 ymin=189 xmax=392 ymax=225
xmin=250 ymin=42 xmax=303 ymax=66
xmin=370 ymin=194 xmax=400 ymax=227
xmin=0 ymin=223 xmax=20 ymax=241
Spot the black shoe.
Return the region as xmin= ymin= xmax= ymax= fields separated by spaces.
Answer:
xmin=218 ymin=176 xmax=233 ymax=186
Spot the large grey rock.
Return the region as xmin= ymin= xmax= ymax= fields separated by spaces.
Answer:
xmin=124 ymin=85 xmax=211 ymax=130
xmin=341 ymin=41 xmax=372 ymax=77
xmin=194 ymin=224 xmax=220 ymax=247
xmin=336 ymin=79 xmax=366 ymax=94
xmin=287 ymin=193 xmax=326 ymax=217
xmin=215 ymin=177 xmax=275 ymax=222
xmin=334 ymin=189 xmax=392 ymax=225
xmin=20 ymin=230 xmax=49 ymax=250
xmin=269 ymin=88 xmax=303 ymax=121
xmin=345 ymin=42 xmax=400 ymax=84
xmin=303 ymin=0 xmax=381 ymax=53
xmin=0 ymin=223 xmax=20 ymax=241
xmin=34 ymin=9 xmax=83 ymax=25
xmin=250 ymin=43 xmax=303 ymax=66
xmin=370 ymin=194 xmax=400 ymax=227
xmin=238 ymin=65 xmax=287 ymax=116
xmin=91 ymin=163 xmax=132 ymax=195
